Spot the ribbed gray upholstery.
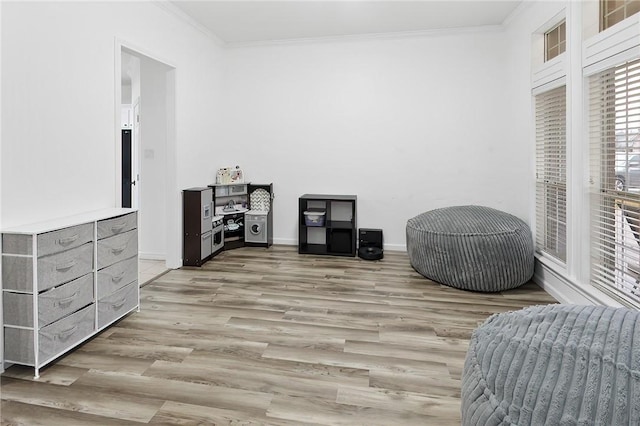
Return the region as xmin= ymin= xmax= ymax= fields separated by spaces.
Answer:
xmin=462 ymin=304 xmax=640 ymax=426
xmin=406 ymin=205 xmax=534 ymax=292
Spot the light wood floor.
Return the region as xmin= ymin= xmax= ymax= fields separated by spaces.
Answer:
xmin=139 ymin=259 xmax=169 ymax=287
xmin=1 ymin=245 xmax=557 ymax=425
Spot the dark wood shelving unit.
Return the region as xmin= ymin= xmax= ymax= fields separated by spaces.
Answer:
xmin=183 ymin=187 xmax=213 ymax=266
xmin=298 ymin=194 xmax=357 ymax=257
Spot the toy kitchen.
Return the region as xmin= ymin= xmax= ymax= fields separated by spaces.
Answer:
xmin=182 ymin=166 xmax=273 ymax=267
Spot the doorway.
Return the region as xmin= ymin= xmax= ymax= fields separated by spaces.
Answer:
xmin=120 ymin=51 xmax=140 ymax=209
xmin=117 ymin=43 xmax=177 ymax=268
xmin=121 ymin=128 xmax=132 ymax=207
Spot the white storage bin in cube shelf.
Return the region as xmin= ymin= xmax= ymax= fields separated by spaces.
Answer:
xmin=304 ymin=210 xmax=326 ymax=227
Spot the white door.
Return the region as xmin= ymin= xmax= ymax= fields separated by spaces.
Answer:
xmin=131 ymin=100 xmax=140 ymax=209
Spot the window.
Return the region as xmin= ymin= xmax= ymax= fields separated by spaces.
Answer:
xmin=535 ymin=85 xmax=567 ymax=262
xmin=601 ymin=0 xmax=640 ymax=31
xmin=545 ymin=21 xmax=566 ymax=62
xmin=589 ymin=58 xmax=640 ymax=307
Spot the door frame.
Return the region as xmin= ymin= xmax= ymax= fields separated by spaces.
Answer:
xmin=114 ymin=38 xmax=179 ymax=269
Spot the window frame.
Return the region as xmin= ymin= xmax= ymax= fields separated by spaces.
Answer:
xmin=588 ymin=58 xmax=640 ymax=308
xmin=601 ymin=0 xmax=640 ymax=31
xmin=544 ymin=20 xmax=566 ymax=62
xmin=535 ymin=84 xmax=568 ymax=263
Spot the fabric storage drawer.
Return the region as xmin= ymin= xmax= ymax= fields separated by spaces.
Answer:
xmin=38 ymin=223 xmax=94 ymax=257
xmin=97 ymin=212 xmax=137 ymax=240
xmin=2 ymin=222 xmax=93 ymax=257
xmin=1 ymin=234 xmax=32 ymax=255
xmin=37 ymin=243 xmax=94 ymax=292
xmin=2 ymin=255 xmax=34 ymax=292
xmin=4 ymin=304 xmax=95 ymax=365
xmin=98 ymin=281 xmax=138 ymax=329
xmin=97 ymin=230 xmax=138 ymax=269
xmin=97 ymin=256 xmax=137 ymax=299
xmin=3 ymin=273 xmax=94 ymax=328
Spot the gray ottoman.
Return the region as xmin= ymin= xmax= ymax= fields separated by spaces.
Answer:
xmin=406 ymin=205 xmax=533 ymax=292
xmin=462 ymin=304 xmax=640 ymax=425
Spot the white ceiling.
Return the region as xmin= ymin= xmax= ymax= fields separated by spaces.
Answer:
xmin=169 ymin=0 xmax=523 ymax=45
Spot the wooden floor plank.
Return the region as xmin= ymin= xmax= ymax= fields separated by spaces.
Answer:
xmin=182 ymin=349 xmax=371 ymax=387
xmin=0 ymin=377 xmax=163 ymax=423
xmin=77 ymin=340 xmax=193 ymax=363
xmin=1 ymin=246 xmax=557 ymax=424
xmin=0 ymin=400 xmax=137 ymax=426
xmin=266 ymin=394 xmax=441 ymax=426
xmin=150 ymin=400 xmax=325 ymax=426
xmin=368 ymin=368 xmax=463 ymax=397
xmin=0 ymin=364 xmax=88 ymax=386
xmin=55 ymin=351 xmax=154 ymax=375
xmin=336 ymin=385 xmax=461 ymax=419
xmin=143 ymin=358 xmax=342 ymax=400
xmin=343 ymin=339 xmax=468 ymax=365
xmin=72 ymin=370 xmax=274 ymax=414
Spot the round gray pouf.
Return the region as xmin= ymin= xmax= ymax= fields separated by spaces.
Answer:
xmin=461 ymin=305 xmax=640 ymax=425
xmin=406 ymin=205 xmax=534 ymax=292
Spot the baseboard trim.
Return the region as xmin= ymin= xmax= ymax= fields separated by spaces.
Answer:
xmin=272 ymin=239 xmax=407 ymax=252
xmin=384 ymin=243 xmax=407 ymax=252
xmin=139 ymin=252 xmax=166 ymax=261
xmin=273 ymin=238 xmax=297 ymax=246
xmin=533 ymin=258 xmax=623 ymax=306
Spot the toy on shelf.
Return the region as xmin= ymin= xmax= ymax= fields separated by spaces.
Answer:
xmin=216 ymin=165 xmax=244 ymax=184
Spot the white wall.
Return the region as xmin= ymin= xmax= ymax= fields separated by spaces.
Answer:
xmin=220 ymin=31 xmax=524 ymax=249
xmin=0 ymin=2 xmax=568 ymax=260
xmin=0 ymin=0 xmax=4 ymax=374
xmin=1 ymin=2 xmax=224 ymax=269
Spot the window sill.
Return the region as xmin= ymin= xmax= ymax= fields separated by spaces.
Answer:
xmin=533 ymin=254 xmax=626 ymax=307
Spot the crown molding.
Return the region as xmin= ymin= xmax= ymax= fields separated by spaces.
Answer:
xmin=152 ymin=1 xmax=225 ymax=46
xmin=502 ymin=0 xmax=536 ymax=28
xmin=224 ymin=24 xmax=505 ymax=49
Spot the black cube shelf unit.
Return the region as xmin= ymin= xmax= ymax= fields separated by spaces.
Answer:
xmin=298 ymin=194 xmax=357 ymax=257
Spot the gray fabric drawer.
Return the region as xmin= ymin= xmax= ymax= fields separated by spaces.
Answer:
xmin=3 ymin=243 xmax=94 ymax=292
xmin=2 ymin=255 xmax=33 ymax=292
xmin=37 ymin=223 xmax=94 ymax=257
xmin=97 ymin=212 xmax=137 ymax=240
xmin=37 ymin=243 xmax=94 ymax=292
xmin=3 ymin=273 xmax=94 ymax=328
xmin=2 ymin=234 xmax=32 ymax=255
xmin=98 ymin=281 xmax=138 ymax=329
xmin=97 ymin=256 xmax=137 ymax=299
xmin=4 ymin=304 xmax=95 ymax=365
xmin=97 ymin=230 xmax=138 ymax=269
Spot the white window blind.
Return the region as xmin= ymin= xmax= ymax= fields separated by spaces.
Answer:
xmin=535 ymin=85 xmax=567 ymax=262
xmin=589 ymin=58 xmax=640 ymax=307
